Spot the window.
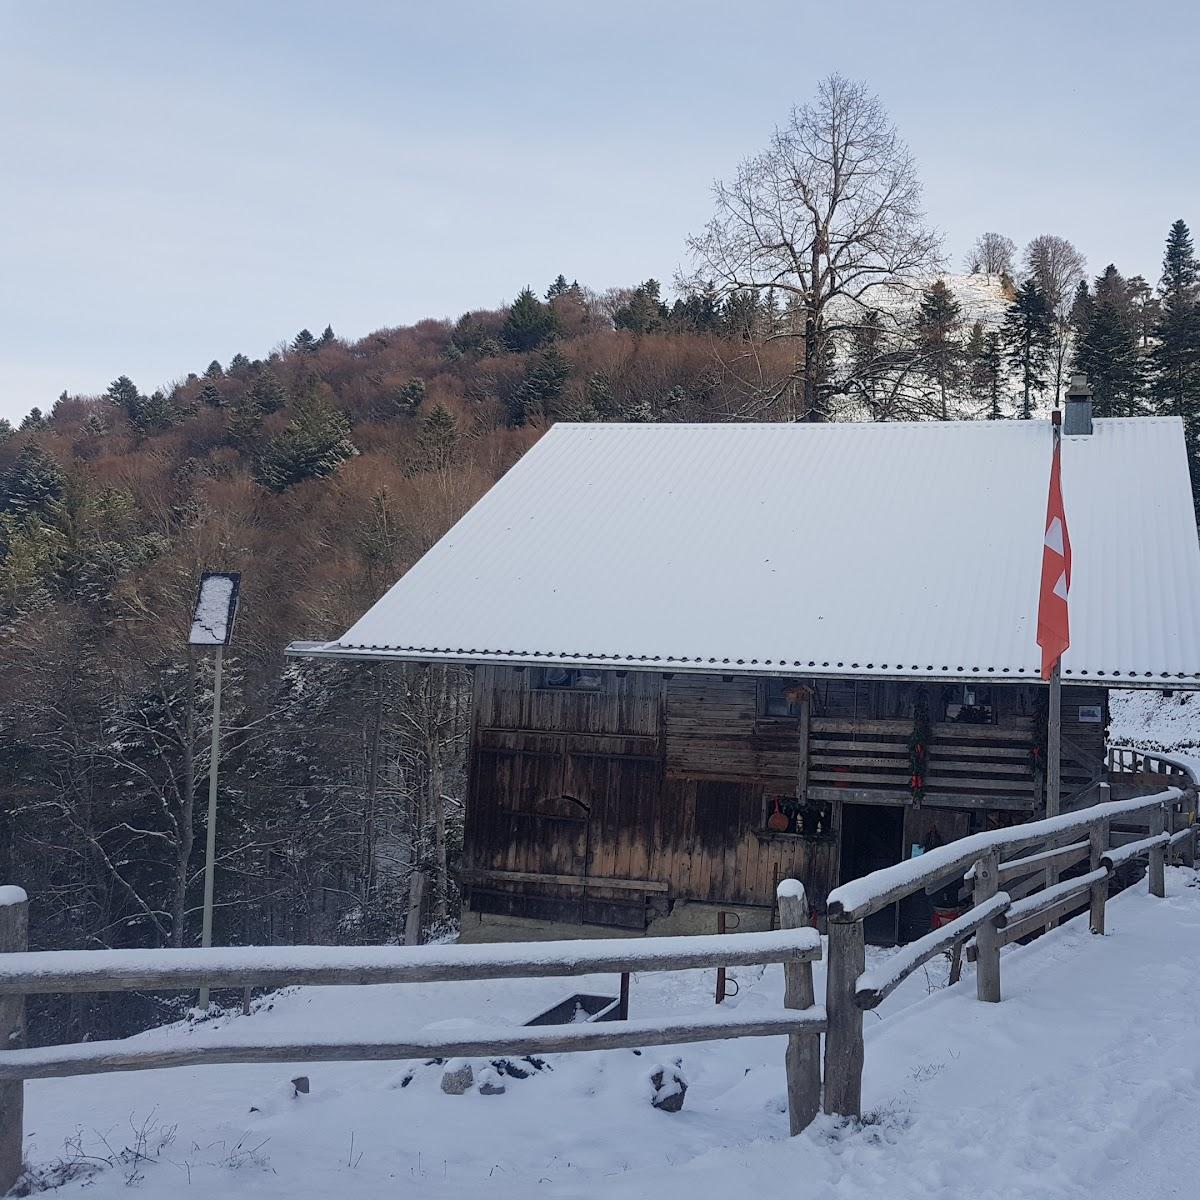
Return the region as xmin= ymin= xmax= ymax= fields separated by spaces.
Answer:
xmin=759 ymin=679 xmax=810 ymax=718
xmin=944 ymin=684 xmax=994 ymax=724
xmin=537 ymin=667 xmax=604 ymax=691
xmin=761 ymin=792 xmax=832 ymax=839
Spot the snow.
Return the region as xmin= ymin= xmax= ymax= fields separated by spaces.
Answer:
xmin=775 ymin=878 xmax=806 ymax=900
xmin=1109 ymin=688 xmax=1200 ymax=755
xmin=0 ymin=886 xmax=27 ymax=907
xmin=1102 ymin=833 xmax=1171 ymax=871
xmin=827 ymin=788 xmax=1179 ymax=919
xmin=188 ymin=574 xmax=236 ymax=646
xmin=296 ymin=417 xmax=1200 ymax=687
xmin=1001 ymin=867 xmax=1107 ymax=925
xmin=18 ymin=868 xmax=1200 ymax=1199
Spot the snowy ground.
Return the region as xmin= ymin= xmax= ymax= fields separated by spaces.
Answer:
xmin=19 ymin=868 xmax=1200 ymax=1200
xmin=1109 ymin=688 xmax=1200 ymax=755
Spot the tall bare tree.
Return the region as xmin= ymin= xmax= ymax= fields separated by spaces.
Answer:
xmin=965 ymin=232 xmax=1016 ymax=277
xmin=687 ymin=74 xmax=940 ymax=420
xmin=1022 ymin=235 xmax=1087 ymax=405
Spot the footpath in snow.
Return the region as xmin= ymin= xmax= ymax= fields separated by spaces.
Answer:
xmin=19 ymin=867 xmax=1200 ymax=1200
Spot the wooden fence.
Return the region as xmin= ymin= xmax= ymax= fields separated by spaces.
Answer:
xmin=822 ymin=781 xmax=1198 ymax=1116
xmin=0 ymin=775 xmax=1196 ymax=1190
xmin=0 ymin=888 xmax=825 ymax=1192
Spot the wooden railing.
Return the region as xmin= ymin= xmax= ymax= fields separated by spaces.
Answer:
xmin=0 ymin=886 xmax=826 ymax=1192
xmin=1107 ymin=745 xmax=1199 ymax=783
xmin=821 ymin=782 xmax=1198 ymax=1117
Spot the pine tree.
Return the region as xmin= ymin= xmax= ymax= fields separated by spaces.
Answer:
xmin=199 ymin=381 xmax=223 ymax=408
xmin=983 ymin=332 xmax=1004 ymax=419
xmin=0 ymin=443 xmax=65 ymax=517
xmin=511 ymin=345 xmax=572 ymax=426
xmin=320 ymin=325 xmax=336 ymax=345
xmin=204 ymin=360 xmax=223 ymax=379
xmin=915 ymin=280 xmax=963 ymax=418
xmin=614 ymin=280 xmax=668 ymax=335
xmin=19 ymin=408 xmax=47 ymax=432
xmin=417 ymin=403 xmax=459 ymax=472
xmin=105 ymin=376 xmax=144 ymax=423
xmin=292 ymin=328 xmax=318 ymax=355
xmin=227 ymin=395 xmax=264 ymax=452
xmin=502 ymin=287 xmax=558 ymax=352
xmin=1073 ymin=265 xmax=1144 ymax=418
xmin=248 ymin=367 xmax=286 ymax=414
xmin=545 ymin=275 xmax=576 ymax=300
xmin=585 ymin=373 xmax=619 ymax=421
xmin=254 ymin=384 xmax=357 ymax=491
xmin=1150 ymin=220 xmax=1200 ymax=504
xmin=1001 ymin=281 xmax=1054 ymax=418
xmin=1126 ymin=276 xmax=1159 ymax=347
xmin=228 ymin=353 xmax=251 ymax=374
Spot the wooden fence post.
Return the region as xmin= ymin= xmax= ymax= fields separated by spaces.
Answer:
xmin=1183 ymin=790 xmax=1198 ymax=870
xmin=777 ymin=881 xmax=820 ymax=1134
xmin=1089 ymin=817 xmax=1109 ymax=935
xmin=1149 ymin=804 xmax=1167 ymax=898
xmin=973 ymin=851 xmax=1002 ymax=1003
xmin=0 ymin=890 xmax=28 ymax=1195
xmin=823 ymin=917 xmax=864 ymax=1119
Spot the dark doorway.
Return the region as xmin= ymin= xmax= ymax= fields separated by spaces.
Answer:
xmin=839 ymin=803 xmax=905 ymax=945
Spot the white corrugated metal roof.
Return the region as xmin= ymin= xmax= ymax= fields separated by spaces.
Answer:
xmin=296 ymin=418 xmax=1200 ymax=686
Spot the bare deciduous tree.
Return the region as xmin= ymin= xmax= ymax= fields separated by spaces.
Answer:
xmin=1023 ymin=235 xmax=1087 ymax=404
xmin=966 ymin=232 xmax=1016 ymax=277
xmin=687 ymin=74 xmax=940 ymax=420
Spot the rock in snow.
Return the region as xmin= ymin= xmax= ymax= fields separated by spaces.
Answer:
xmin=440 ymin=1060 xmax=474 ymax=1095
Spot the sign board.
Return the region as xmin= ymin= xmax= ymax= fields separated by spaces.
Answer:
xmin=1077 ymin=704 xmax=1103 ymax=724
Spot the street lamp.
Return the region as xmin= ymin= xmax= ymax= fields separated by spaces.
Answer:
xmin=188 ymin=571 xmax=241 ymax=1011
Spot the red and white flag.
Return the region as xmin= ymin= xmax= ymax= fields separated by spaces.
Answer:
xmin=1037 ymin=429 xmax=1071 ymax=679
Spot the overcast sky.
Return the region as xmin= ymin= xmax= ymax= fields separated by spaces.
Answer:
xmin=2 ymin=0 xmax=1197 ymax=422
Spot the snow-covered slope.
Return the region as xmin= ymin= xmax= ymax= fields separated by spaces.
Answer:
xmin=1109 ymin=688 xmax=1200 ymax=754
xmin=20 ymin=868 xmax=1200 ymax=1200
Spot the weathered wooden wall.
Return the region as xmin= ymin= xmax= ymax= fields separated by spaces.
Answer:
xmin=463 ymin=666 xmax=1108 ymax=933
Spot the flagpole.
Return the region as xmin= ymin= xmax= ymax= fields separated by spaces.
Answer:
xmin=1045 ymin=409 xmax=1063 ymax=821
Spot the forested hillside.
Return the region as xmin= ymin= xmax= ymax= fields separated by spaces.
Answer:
xmin=3 ymin=74 xmax=1199 ymax=1045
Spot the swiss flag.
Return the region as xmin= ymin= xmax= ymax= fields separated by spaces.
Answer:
xmin=1037 ymin=429 xmax=1071 ymax=679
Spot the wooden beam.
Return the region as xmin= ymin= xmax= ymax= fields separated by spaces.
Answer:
xmin=0 ymin=1009 xmax=829 ymax=1083
xmin=0 ymin=929 xmax=820 ymax=996
xmin=462 ymin=869 xmax=669 ymax=894
xmin=0 ymin=895 xmax=26 ymax=1194
xmin=777 ymin=882 xmax=819 ymax=1135
xmin=823 ymin=919 xmax=865 ymax=1118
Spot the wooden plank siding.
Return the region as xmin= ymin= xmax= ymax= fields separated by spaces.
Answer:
xmin=463 ymin=666 xmax=1108 ymax=933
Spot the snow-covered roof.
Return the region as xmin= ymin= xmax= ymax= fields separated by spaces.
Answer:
xmin=292 ymin=418 xmax=1200 ymax=687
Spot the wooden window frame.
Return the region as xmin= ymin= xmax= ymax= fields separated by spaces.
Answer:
xmin=533 ymin=667 xmax=606 ymax=693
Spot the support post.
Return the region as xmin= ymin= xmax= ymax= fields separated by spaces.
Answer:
xmin=1045 ymin=668 xmax=1062 ymax=820
xmin=1149 ymin=803 xmax=1167 ymax=898
xmin=198 ymin=644 xmax=224 ymax=1012
xmin=618 ymin=971 xmax=630 ymax=1021
xmin=0 ymin=891 xmax=28 ymax=1194
xmin=1183 ymin=790 xmax=1197 ymax=870
xmin=1088 ymin=814 xmax=1109 ymax=935
xmin=823 ymin=917 xmax=865 ymax=1119
xmin=973 ymin=850 xmax=1002 ymax=1003
xmin=777 ymin=882 xmax=820 ymax=1134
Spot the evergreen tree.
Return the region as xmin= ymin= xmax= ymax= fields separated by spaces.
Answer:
xmin=1001 ymin=281 xmax=1054 ymax=418
xmin=204 ymin=360 xmax=223 ymax=379
xmin=915 ymin=279 xmax=963 ymax=418
xmin=0 ymin=418 xmax=13 ymax=442
xmin=228 ymin=353 xmax=251 ymax=374
xmin=254 ymin=385 xmax=357 ymax=491
xmin=614 ymin=280 xmax=668 ymax=334
xmin=511 ymin=345 xmax=572 ymax=426
xmin=138 ymin=390 xmax=177 ymax=433
xmin=227 ymin=395 xmax=264 ymax=452
xmin=585 ymin=373 xmax=620 ymax=421
xmin=669 ymin=282 xmax=720 ymax=333
xmin=248 ymin=367 xmax=286 ymax=414
xmin=292 ymin=328 xmax=318 ymax=355
xmin=199 ymin=381 xmax=223 ymax=408
xmin=105 ymin=376 xmax=144 ymax=422
xmin=1150 ymin=220 xmax=1200 ymax=503
xmin=320 ymin=324 xmax=336 ymax=345
xmin=983 ymin=332 xmax=1004 ymax=420
xmin=721 ymin=289 xmax=760 ymax=340
xmin=545 ymin=275 xmax=577 ymax=300
xmin=417 ymin=403 xmax=459 ymax=472
xmin=0 ymin=443 xmax=65 ymax=517
xmin=19 ymin=407 xmax=47 ymax=431
xmin=1073 ymin=265 xmax=1144 ymax=417
xmin=501 ymin=287 xmax=558 ymax=352
xmin=1126 ymin=275 xmax=1159 ymax=347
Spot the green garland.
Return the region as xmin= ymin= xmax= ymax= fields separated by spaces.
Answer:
xmin=908 ymin=693 xmax=932 ymax=802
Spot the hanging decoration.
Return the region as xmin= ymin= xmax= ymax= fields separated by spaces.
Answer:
xmin=908 ymin=692 xmax=932 ymax=803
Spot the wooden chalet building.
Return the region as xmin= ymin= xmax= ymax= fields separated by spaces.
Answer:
xmin=291 ymin=400 xmax=1200 ymax=944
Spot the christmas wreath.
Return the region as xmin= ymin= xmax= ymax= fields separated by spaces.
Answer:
xmin=908 ymin=693 xmax=932 ymax=802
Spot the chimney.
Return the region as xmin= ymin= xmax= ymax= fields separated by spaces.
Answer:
xmin=1064 ymin=373 xmax=1093 ymax=435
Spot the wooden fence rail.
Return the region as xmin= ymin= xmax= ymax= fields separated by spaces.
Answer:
xmin=0 ymin=883 xmax=825 ymax=1193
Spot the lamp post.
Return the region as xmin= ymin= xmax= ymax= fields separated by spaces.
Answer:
xmin=188 ymin=571 xmax=241 ymax=1011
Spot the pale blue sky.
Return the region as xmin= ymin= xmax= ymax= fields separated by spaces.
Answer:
xmin=2 ymin=0 xmax=1197 ymax=421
